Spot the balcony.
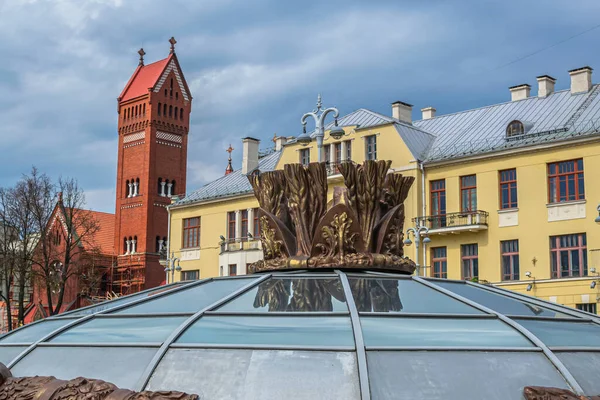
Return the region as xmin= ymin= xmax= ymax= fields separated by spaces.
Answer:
xmin=220 ymin=239 xmax=262 ymax=253
xmin=413 ymin=210 xmax=489 ymax=235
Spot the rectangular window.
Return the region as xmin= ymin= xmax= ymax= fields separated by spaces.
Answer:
xmin=430 ymin=179 xmax=446 ymax=228
xmin=576 ymin=303 xmax=597 ymax=314
xmin=324 ymin=145 xmax=331 ymax=165
xmin=228 ymin=264 xmax=237 ymax=276
xmin=253 ymin=207 xmax=260 ymax=238
xmin=431 ymin=247 xmax=447 ymax=278
xmin=501 ymin=240 xmax=520 ymax=281
xmin=227 ymin=211 xmax=236 ymax=240
xmin=181 ymin=270 xmax=199 ymax=281
xmin=300 ymin=149 xmax=310 ymax=166
xmin=460 ymin=175 xmax=477 ymax=213
xmin=182 ymin=217 xmax=200 ymax=248
xmin=550 ymin=233 xmax=587 ymax=278
xmin=548 ymin=159 xmax=584 ymax=203
xmin=365 ymin=135 xmax=377 ymax=160
xmin=334 ymin=142 xmax=342 ymax=165
xmin=241 ymin=210 xmax=248 ymax=241
xmin=461 ymin=244 xmax=478 ymax=280
xmin=499 ymin=169 xmax=518 ymax=209
xmin=345 ymin=140 xmax=352 ymax=161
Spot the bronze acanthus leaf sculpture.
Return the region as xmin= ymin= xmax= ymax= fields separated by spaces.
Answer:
xmin=247 ymin=160 xmax=417 ymax=273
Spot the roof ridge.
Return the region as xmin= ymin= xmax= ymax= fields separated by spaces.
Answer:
xmin=414 ymin=86 xmax=594 ymax=123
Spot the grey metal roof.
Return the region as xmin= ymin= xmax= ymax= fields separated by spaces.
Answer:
xmin=415 ymin=85 xmax=600 ymax=162
xmin=175 ymin=150 xmax=281 ymax=205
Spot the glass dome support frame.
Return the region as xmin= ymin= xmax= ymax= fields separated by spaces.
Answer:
xmin=414 ymin=277 xmax=586 ymax=396
xmin=465 ymin=281 xmax=600 ymax=325
xmin=6 ymin=277 xmax=215 ymax=369
xmin=337 ymin=270 xmax=371 ymax=400
xmin=133 ymin=274 xmax=272 ymax=392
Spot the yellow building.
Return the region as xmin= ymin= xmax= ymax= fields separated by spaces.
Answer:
xmin=169 ymin=66 xmax=600 ymax=314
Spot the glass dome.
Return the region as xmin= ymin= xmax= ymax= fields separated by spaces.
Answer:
xmin=1 ymin=271 xmax=599 ymax=399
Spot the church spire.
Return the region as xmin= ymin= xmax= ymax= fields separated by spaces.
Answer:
xmin=225 ymin=144 xmax=234 ymax=175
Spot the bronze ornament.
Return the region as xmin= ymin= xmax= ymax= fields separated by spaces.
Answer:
xmin=248 ymin=160 xmax=416 ymax=273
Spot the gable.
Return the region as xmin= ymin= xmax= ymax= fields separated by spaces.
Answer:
xmin=153 ymin=58 xmax=190 ymax=101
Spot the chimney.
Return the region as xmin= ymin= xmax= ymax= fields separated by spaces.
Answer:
xmin=569 ymin=66 xmax=593 ymax=94
xmin=242 ymin=137 xmax=260 ymax=175
xmin=536 ymin=75 xmax=556 ymax=98
xmin=391 ymin=101 xmax=413 ymax=124
xmin=421 ymin=107 xmax=436 ymax=120
xmin=274 ymin=135 xmax=287 ymax=151
xmin=509 ymin=84 xmax=531 ymax=101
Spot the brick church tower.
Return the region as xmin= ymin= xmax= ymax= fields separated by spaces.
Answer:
xmin=112 ymin=38 xmax=192 ymax=294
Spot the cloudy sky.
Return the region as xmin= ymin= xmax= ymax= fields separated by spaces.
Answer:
xmin=1 ymin=0 xmax=600 ymax=213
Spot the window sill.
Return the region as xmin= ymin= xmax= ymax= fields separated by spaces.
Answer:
xmin=181 ymin=247 xmax=200 ymax=251
xmin=546 ymin=199 xmax=586 ymax=208
xmin=497 ymin=208 xmax=518 ymax=214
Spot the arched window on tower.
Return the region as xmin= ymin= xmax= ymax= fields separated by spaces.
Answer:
xmin=143 ymin=104 xmax=146 ymax=116
xmin=125 ymin=180 xmax=130 ymax=197
xmin=170 ymin=78 xmax=173 ymax=97
xmin=123 ymin=237 xmax=128 ymax=254
xmin=176 ymin=92 xmax=179 ymax=100
xmin=133 ymin=236 xmax=138 ymax=253
xmin=171 ymin=180 xmax=176 ymax=197
xmin=158 ymin=103 xmax=162 ymax=116
xmin=180 ymin=108 xmax=183 ymax=120
xmin=174 ymin=107 xmax=178 ymax=120
xmin=135 ymin=178 xmax=140 ymax=196
xmin=122 ymin=109 xmax=126 ymax=121
xmin=163 ymin=104 xmax=167 ymax=116
xmin=169 ymin=105 xmax=173 ymax=118
xmin=164 ymin=89 xmax=168 ymax=97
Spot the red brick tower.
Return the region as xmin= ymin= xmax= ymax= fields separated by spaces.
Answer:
xmin=112 ymin=38 xmax=192 ymax=294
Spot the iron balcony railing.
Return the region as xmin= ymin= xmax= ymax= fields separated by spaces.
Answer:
xmin=413 ymin=210 xmax=489 ymax=231
xmin=220 ymin=238 xmax=262 ymax=253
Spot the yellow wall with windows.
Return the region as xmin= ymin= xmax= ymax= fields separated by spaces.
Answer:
xmin=423 ymin=139 xmax=600 ymax=311
xmin=170 ymin=122 xmax=423 ymax=281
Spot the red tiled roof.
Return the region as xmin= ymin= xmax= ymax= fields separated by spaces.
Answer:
xmin=86 ymin=211 xmax=115 ymax=256
xmin=119 ymin=55 xmax=172 ymax=102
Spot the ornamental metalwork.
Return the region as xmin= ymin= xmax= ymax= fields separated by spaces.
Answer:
xmin=248 ymin=160 xmax=416 ymax=273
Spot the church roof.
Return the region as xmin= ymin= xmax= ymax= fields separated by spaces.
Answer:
xmin=87 ymin=210 xmax=115 ymax=255
xmin=119 ymin=55 xmax=173 ymax=102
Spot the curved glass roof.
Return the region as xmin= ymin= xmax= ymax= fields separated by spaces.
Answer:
xmin=1 ymin=271 xmax=599 ymax=399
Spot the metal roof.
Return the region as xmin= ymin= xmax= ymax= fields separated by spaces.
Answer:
xmin=415 ymin=85 xmax=600 ymax=162
xmin=174 ymin=150 xmax=282 ymax=206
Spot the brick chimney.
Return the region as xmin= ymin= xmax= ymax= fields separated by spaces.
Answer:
xmin=569 ymin=66 xmax=593 ymax=94
xmin=536 ymin=75 xmax=556 ymax=98
xmin=421 ymin=107 xmax=436 ymax=120
xmin=509 ymin=84 xmax=531 ymax=101
xmin=242 ymin=137 xmax=260 ymax=175
xmin=392 ymin=101 xmax=413 ymax=124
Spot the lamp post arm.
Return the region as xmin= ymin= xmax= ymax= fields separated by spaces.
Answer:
xmin=320 ymin=107 xmax=339 ymax=127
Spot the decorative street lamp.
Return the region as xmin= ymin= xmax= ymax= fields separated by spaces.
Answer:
xmin=160 ymin=251 xmax=181 ymax=284
xmin=403 ymin=225 xmax=431 ymax=276
xmin=595 ymin=204 xmax=600 ymax=223
xmin=296 ymin=95 xmax=344 ymax=162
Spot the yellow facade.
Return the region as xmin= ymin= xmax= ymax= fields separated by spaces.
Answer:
xmin=169 ymin=110 xmax=600 ymax=315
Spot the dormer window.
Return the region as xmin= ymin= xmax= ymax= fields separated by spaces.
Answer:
xmin=506 ymin=120 xmax=524 ymax=137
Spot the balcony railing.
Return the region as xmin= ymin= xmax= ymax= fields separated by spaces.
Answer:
xmin=220 ymin=239 xmax=262 ymax=253
xmin=413 ymin=210 xmax=489 ymax=234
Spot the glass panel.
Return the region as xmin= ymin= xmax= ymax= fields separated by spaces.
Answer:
xmin=177 ymin=316 xmax=354 ymax=347
xmin=432 ymin=281 xmax=573 ymax=318
xmin=515 ymin=319 xmax=600 ymax=347
xmin=147 ymin=349 xmax=360 ymax=399
xmin=367 ymin=351 xmax=569 ymax=400
xmin=50 ymin=316 xmax=187 ymax=343
xmin=114 ymin=278 xmax=255 ymax=314
xmin=65 ymin=282 xmax=190 ymax=317
xmin=0 ymin=346 xmax=27 ymax=365
xmin=218 ymin=278 xmax=347 ymax=312
xmin=11 ymin=347 xmax=157 ymax=390
xmin=556 ymin=352 xmax=600 ymax=395
xmin=0 ymin=319 xmax=78 ymax=343
xmin=349 ymin=278 xmax=481 ymax=314
xmin=361 ymin=317 xmax=531 ymax=347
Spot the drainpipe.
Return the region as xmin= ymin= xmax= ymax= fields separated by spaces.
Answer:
xmin=420 ymin=161 xmax=427 ymax=277
xmin=165 ymin=204 xmax=172 ymax=284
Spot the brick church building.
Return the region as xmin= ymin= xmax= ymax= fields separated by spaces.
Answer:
xmin=112 ymin=38 xmax=192 ymax=295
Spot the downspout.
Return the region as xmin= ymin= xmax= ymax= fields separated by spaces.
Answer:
xmin=165 ymin=204 xmax=171 ymax=285
xmin=420 ymin=161 xmax=427 ymax=277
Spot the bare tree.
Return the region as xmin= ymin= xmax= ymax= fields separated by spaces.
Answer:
xmin=0 ymin=188 xmax=18 ymax=331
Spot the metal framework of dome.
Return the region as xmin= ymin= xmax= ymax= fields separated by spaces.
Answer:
xmin=0 ymin=161 xmax=598 ymax=399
